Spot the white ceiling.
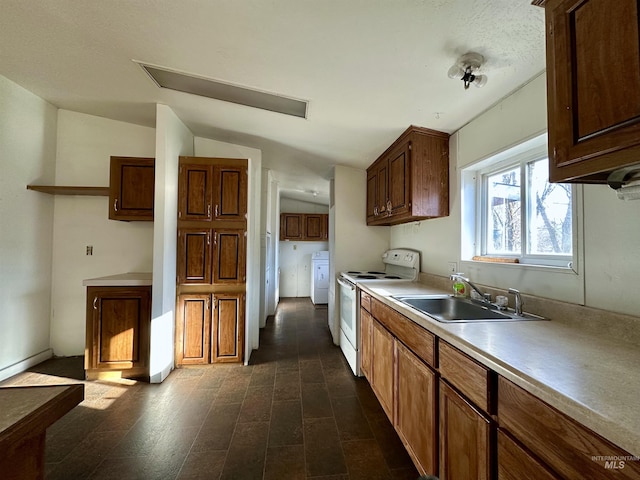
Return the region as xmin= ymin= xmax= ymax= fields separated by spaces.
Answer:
xmin=0 ymin=0 xmax=545 ymax=205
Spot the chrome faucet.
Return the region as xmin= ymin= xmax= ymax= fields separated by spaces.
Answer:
xmin=508 ymin=288 xmax=523 ymax=315
xmin=450 ymin=274 xmax=491 ymax=304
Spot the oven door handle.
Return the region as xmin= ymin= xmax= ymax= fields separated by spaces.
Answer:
xmin=337 ymin=277 xmax=356 ymax=291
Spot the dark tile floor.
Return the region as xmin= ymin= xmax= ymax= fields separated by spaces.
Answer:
xmin=1 ymin=298 xmax=419 ymax=480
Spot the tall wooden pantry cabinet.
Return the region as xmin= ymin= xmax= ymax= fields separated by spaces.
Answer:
xmin=175 ymin=157 xmax=248 ymax=365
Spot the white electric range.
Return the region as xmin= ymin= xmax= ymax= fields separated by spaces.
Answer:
xmin=337 ymin=248 xmax=420 ymax=375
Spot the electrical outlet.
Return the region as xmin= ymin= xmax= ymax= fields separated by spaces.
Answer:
xmin=447 ymin=262 xmax=457 ymax=273
xmin=86 ymin=245 xmax=93 ymax=256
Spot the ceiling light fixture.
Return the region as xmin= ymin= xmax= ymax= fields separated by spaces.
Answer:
xmin=447 ymin=52 xmax=488 ymax=90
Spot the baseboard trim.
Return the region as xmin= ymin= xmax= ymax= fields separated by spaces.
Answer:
xmin=0 ymin=349 xmax=54 ymax=383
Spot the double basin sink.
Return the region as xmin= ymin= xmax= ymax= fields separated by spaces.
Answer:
xmin=393 ymin=295 xmax=545 ymax=323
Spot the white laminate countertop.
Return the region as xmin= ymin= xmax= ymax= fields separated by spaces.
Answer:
xmin=82 ymin=272 xmax=152 ymax=287
xmin=358 ymin=280 xmax=640 ymax=457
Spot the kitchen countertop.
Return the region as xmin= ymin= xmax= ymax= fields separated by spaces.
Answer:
xmin=358 ymin=280 xmax=640 ymax=456
xmin=82 ymin=272 xmax=152 ymax=287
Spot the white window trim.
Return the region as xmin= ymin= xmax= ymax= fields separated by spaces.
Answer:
xmin=461 ymin=133 xmax=583 ymax=275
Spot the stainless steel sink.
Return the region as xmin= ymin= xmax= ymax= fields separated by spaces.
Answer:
xmin=392 ymin=295 xmax=545 ymax=323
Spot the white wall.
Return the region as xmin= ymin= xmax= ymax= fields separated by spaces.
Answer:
xmin=194 ymin=137 xmax=262 ymax=363
xmin=51 ymin=110 xmax=156 ymax=356
xmin=0 ymin=75 xmax=58 ymax=380
xmin=279 ymin=241 xmax=328 ymax=297
xmin=329 ymin=165 xmax=390 ymax=343
xmin=150 ymin=105 xmax=194 ymax=383
xmin=280 ymin=198 xmax=329 ymax=213
xmin=391 ymin=72 xmax=640 ymax=318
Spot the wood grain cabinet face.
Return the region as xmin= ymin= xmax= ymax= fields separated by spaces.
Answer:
xmin=176 ymin=294 xmax=211 ymax=365
xmin=178 ymin=163 xmax=213 ymax=222
xmin=176 ymin=293 xmax=244 ymax=365
xmin=359 ymin=308 xmax=373 ymax=381
xmin=545 ymin=0 xmax=640 ymax=182
xmin=213 ymin=229 xmax=246 ymax=284
xmin=280 ymin=213 xmax=329 ymax=241
xmin=213 ymin=164 xmax=248 ymax=222
xmin=497 ymin=429 xmax=559 ymax=480
xmin=85 ymin=286 xmax=151 ymax=379
xmin=371 ymin=320 xmax=394 ymax=420
xmin=395 ymin=341 xmax=438 ymax=476
xmin=177 ymin=228 xmax=212 ymax=285
xmin=439 ymin=380 xmax=491 ymax=480
xmin=365 ymin=126 xmax=449 ymax=226
xmin=280 ymin=214 xmax=303 ymax=240
xmin=178 ymin=158 xmax=248 ymax=222
xmin=109 ymin=157 xmax=155 ymax=221
xmin=498 ymin=376 xmax=640 ymax=479
xmin=212 ymin=293 xmax=245 ymax=363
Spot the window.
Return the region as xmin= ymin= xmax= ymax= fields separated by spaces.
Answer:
xmin=461 ymin=134 xmax=579 ymax=269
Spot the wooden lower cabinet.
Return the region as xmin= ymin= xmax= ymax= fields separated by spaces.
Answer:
xmin=176 ymin=293 xmax=244 ymax=365
xmin=395 ymin=341 xmax=437 ymax=476
xmin=359 ymin=308 xmax=373 ymax=381
xmin=85 ymin=286 xmax=151 ymax=380
xmin=497 ymin=429 xmax=559 ymax=480
xmin=212 ymin=293 xmax=245 ymax=362
xmin=371 ymin=320 xmax=394 ymax=420
xmin=439 ymin=380 xmax=492 ymax=480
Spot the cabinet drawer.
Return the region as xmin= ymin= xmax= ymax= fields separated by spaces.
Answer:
xmin=371 ymin=298 xmax=435 ymax=367
xmin=360 ymin=290 xmax=371 ymax=313
xmin=439 ymin=341 xmax=490 ymax=413
xmin=498 ymin=376 xmax=640 ymax=480
xmin=497 ymin=429 xmax=558 ymax=480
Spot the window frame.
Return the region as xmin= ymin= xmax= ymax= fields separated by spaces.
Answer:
xmin=462 ymin=133 xmax=581 ymax=272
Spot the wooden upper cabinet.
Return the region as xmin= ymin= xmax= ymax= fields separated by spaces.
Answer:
xmin=303 ymin=214 xmax=325 ymax=241
xmin=109 ymin=157 xmax=155 ymax=221
xmin=280 ymin=213 xmax=329 ymax=241
xmin=213 ymin=164 xmax=248 ymax=222
xmin=280 ymin=213 xmax=304 ymax=240
xmin=178 ymin=157 xmax=247 ymax=223
xmin=366 ymin=126 xmax=449 ymax=226
xmin=179 ymin=163 xmax=213 ymax=222
xmin=545 ymin=0 xmax=640 ymax=183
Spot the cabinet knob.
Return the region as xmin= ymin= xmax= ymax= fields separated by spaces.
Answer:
xmin=386 ymin=200 xmax=392 ymax=213
xmin=207 ymin=204 xmax=211 ymax=218
xmin=215 ymin=205 xmax=219 ymax=217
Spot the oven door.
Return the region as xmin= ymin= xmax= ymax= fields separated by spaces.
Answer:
xmin=337 ymin=276 xmax=360 ymax=375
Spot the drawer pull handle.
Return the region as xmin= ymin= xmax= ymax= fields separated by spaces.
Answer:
xmin=113 ymin=199 xmax=118 ymax=212
xmin=93 ymin=297 xmax=98 ymax=310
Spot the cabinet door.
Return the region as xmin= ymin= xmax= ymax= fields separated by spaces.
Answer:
xmin=176 ymin=294 xmax=211 ymax=365
xmin=371 ymin=320 xmax=394 ymax=420
xmin=212 ymin=293 xmax=245 ymax=363
xmin=213 ymin=229 xmax=246 ymax=284
xmin=360 ymin=308 xmax=373 ymax=381
xmin=303 ymin=214 xmax=324 ymax=240
xmin=280 ymin=214 xmax=303 ymax=240
xmin=546 ymin=0 xmax=640 ymax=182
xmin=109 ymin=157 xmax=155 ymax=221
xmin=213 ymin=164 xmax=248 ymax=222
xmin=388 ymin=141 xmax=411 ymax=218
xmin=86 ymin=287 xmax=151 ymax=374
xmin=439 ymin=380 xmax=491 ymax=480
xmin=178 ymin=163 xmax=213 ymax=222
xmin=497 ymin=429 xmax=559 ymax=480
xmin=395 ymin=341 xmax=437 ymax=476
xmin=177 ymin=228 xmax=212 ymax=284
